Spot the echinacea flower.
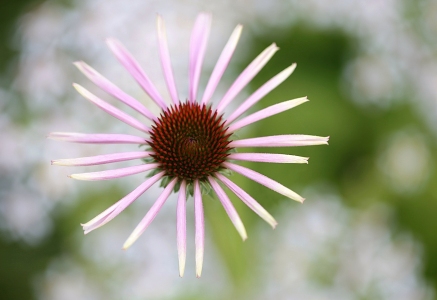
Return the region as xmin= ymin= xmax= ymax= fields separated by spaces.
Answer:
xmin=49 ymin=13 xmax=329 ymax=277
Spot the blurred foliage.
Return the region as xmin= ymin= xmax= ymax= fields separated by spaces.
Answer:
xmin=0 ymin=0 xmax=35 ymax=73
xmin=1 ymin=2 xmax=44 ymax=300
xmin=226 ymin=24 xmax=437 ymax=293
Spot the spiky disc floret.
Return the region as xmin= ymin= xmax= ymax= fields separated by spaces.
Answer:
xmin=148 ymin=102 xmax=232 ymax=182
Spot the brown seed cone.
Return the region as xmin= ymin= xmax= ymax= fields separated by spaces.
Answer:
xmin=148 ymin=102 xmax=233 ymax=182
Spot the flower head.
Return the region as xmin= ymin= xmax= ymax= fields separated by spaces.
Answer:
xmin=49 ymin=13 xmax=329 ymax=277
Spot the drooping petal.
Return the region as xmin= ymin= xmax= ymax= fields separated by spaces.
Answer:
xmin=81 ymin=171 xmax=165 ymax=234
xmin=208 ymin=177 xmax=247 ymax=240
xmin=73 ymin=84 xmax=149 ymax=133
xmin=106 ymin=38 xmax=167 ymax=109
xmin=82 ymin=201 xmax=119 ymax=234
xmin=189 ymin=13 xmax=211 ymax=102
xmin=52 ymin=151 xmax=152 ymax=166
xmin=223 ymin=162 xmax=305 ymax=203
xmin=216 ymin=173 xmax=277 ymax=228
xmin=230 ymin=135 xmax=330 ymax=148
xmin=228 ymin=97 xmax=308 ymax=132
xmin=194 ymin=180 xmax=204 ymax=278
xmin=123 ymin=178 xmax=177 ymax=250
xmin=177 ymin=180 xmax=187 ymax=277
xmin=201 ymin=24 xmax=243 ymax=105
xmin=47 ymin=132 xmax=147 ymax=144
xmin=228 ymin=153 xmax=308 ymax=164
xmin=156 ymin=15 xmax=179 ymax=105
xmin=69 ymin=163 xmax=159 ymax=181
xmin=226 ymin=64 xmax=297 ymax=124
xmin=216 ymin=43 xmax=279 ymax=113
xmin=74 ymin=61 xmax=155 ymax=120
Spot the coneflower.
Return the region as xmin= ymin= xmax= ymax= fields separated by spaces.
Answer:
xmin=49 ymin=13 xmax=329 ymax=277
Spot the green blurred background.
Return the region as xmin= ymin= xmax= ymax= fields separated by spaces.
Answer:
xmin=1 ymin=0 xmax=437 ymax=299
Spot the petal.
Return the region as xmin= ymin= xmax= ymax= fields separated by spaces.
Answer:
xmin=201 ymin=24 xmax=243 ymax=105
xmin=123 ymin=177 xmax=177 ymax=250
xmin=156 ymin=15 xmax=179 ymax=105
xmin=177 ymin=180 xmax=187 ymax=277
xmin=216 ymin=43 xmax=279 ymax=113
xmin=73 ymin=84 xmax=149 ymax=133
xmin=223 ymin=162 xmax=304 ymax=203
xmin=226 ymin=64 xmax=297 ymax=124
xmin=208 ymin=177 xmax=247 ymax=240
xmin=52 ymin=151 xmax=152 ymax=166
xmin=74 ymin=61 xmax=155 ymax=120
xmin=47 ymin=132 xmax=147 ymax=144
xmin=228 ymin=153 xmax=308 ymax=164
xmin=106 ymin=38 xmax=167 ymax=109
xmin=81 ymin=171 xmax=165 ymax=234
xmin=216 ymin=173 xmax=277 ymax=228
xmin=189 ymin=13 xmax=211 ymax=102
xmin=194 ymin=180 xmax=204 ymax=278
xmin=230 ymin=135 xmax=330 ymax=148
xmin=69 ymin=163 xmax=159 ymax=181
xmin=228 ymin=97 xmax=308 ymax=132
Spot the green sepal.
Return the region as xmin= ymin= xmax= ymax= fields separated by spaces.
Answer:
xmin=185 ymin=180 xmax=212 ymax=197
xmin=142 ymin=157 xmax=155 ymax=164
xmin=159 ymin=175 xmax=172 ymax=188
xmin=146 ymin=167 xmax=162 ymax=178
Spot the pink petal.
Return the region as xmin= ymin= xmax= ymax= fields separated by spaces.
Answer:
xmin=201 ymin=24 xmax=243 ymax=105
xmin=194 ymin=180 xmax=204 ymax=277
xmin=73 ymin=84 xmax=149 ymax=133
xmin=123 ymin=177 xmax=177 ymax=250
xmin=223 ymin=162 xmax=304 ymax=203
xmin=189 ymin=13 xmax=211 ymax=102
xmin=69 ymin=163 xmax=159 ymax=181
xmin=52 ymin=151 xmax=152 ymax=166
xmin=216 ymin=173 xmax=277 ymax=228
xmin=156 ymin=15 xmax=179 ymax=105
xmin=106 ymin=38 xmax=167 ymax=109
xmin=216 ymin=43 xmax=279 ymax=113
xmin=74 ymin=61 xmax=155 ymax=120
xmin=208 ymin=177 xmax=247 ymax=240
xmin=47 ymin=132 xmax=147 ymax=144
xmin=81 ymin=171 xmax=165 ymax=234
xmin=228 ymin=97 xmax=308 ymax=132
xmin=177 ymin=180 xmax=187 ymax=277
xmin=230 ymin=135 xmax=330 ymax=148
xmin=226 ymin=64 xmax=297 ymax=124
xmin=228 ymin=153 xmax=308 ymax=164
